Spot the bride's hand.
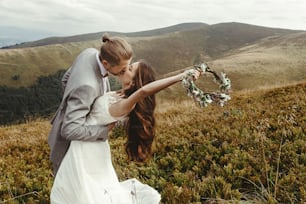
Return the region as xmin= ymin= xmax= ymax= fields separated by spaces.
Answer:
xmin=183 ymin=69 xmax=201 ymax=80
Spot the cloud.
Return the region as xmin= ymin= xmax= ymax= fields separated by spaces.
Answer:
xmin=0 ymin=0 xmax=116 ymax=34
xmin=0 ymin=0 xmax=305 ymax=38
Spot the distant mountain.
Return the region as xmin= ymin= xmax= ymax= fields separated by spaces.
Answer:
xmin=3 ymin=23 xmax=207 ymax=49
xmin=0 ymin=26 xmax=58 ymax=48
xmin=0 ymin=22 xmax=305 ymax=90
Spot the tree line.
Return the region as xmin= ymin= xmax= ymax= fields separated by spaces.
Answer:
xmin=0 ymin=70 xmax=121 ymax=125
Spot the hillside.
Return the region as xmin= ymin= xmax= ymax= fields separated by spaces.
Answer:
xmin=0 ymin=22 xmax=304 ymax=89
xmin=209 ymin=31 xmax=306 ymax=90
xmin=2 ymin=23 xmax=208 ymax=49
xmin=0 ymin=41 xmax=99 ymax=87
xmin=0 ymin=82 xmax=305 ymax=203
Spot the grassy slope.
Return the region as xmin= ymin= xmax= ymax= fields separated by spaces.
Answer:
xmin=0 ymin=82 xmax=305 ymax=203
xmin=0 ymin=23 xmax=303 ymax=89
xmin=210 ymin=32 xmax=306 ymax=90
xmin=0 ymin=40 xmax=100 ymax=87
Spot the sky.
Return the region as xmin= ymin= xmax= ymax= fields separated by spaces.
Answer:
xmin=1 ymin=0 xmax=306 ymax=45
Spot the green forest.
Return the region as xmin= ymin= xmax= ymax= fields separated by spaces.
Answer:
xmin=0 ymin=71 xmax=121 ymax=125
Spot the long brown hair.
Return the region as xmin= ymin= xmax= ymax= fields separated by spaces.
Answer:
xmin=100 ymin=33 xmax=133 ymax=66
xmin=124 ymin=60 xmax=156 ymax=162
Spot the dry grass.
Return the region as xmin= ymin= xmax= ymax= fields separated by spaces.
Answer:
xmin=0 ymin=82 xmax=305 ymax=203
xmin=0 ymin=120 xmax=50 ymax=148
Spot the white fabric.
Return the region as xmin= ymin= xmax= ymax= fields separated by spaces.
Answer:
xmin=50 ymin=92 xmax=161 ymax=204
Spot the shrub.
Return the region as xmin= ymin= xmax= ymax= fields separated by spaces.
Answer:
xmin=0 ymin=82 xmax=305 ymax=203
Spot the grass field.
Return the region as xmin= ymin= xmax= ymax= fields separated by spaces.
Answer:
xmin=0 ymin=81 xmax=305 ymax=203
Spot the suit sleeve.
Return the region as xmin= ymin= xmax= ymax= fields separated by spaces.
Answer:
xmin=61 ymin=67 xmax=72 ymax=91
xmin=61 ymin=85 xmax=108 ymax=141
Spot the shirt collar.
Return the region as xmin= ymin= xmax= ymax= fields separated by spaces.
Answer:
xmin=96 ymin=52 xmax=108 ymax=77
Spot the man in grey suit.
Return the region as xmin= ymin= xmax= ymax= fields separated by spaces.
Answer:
xmin=48 ymin=34 xmax=133 ymax=175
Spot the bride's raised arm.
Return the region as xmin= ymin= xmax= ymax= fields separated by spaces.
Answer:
xmin=109 ymin=70 xmax=198 ymax=118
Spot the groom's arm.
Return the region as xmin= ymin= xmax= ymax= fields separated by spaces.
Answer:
xmin=61 ymin=67 xmax=72 ymax=91
xmin=61 ymin=85 xmax=109 ymax=141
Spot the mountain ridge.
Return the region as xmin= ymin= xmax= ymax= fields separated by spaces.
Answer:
xmin=1 ymin=22 xmax=208 ymax=49
xmin=2 ymin=22 xmax=299 ymax=49
xmin=0 ymin=22 xmax=305 ymax=89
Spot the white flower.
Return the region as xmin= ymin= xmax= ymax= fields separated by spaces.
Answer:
xmin=220 ymin=72 xmax=231 ymax=91
xmin=199 ymin=63 xmax=208 ymax=72
xmin=192 ymin=90 xmax=200 ymax=96
xmin=220 ymin=93 xmax=231 ymax=101
xmin=205 ymin=96 xmax=213 ymax=104
xmin=181 ymin=79 xmax=189 ymax=88
xmin=181 ymin=62 xmax=231 ymax=108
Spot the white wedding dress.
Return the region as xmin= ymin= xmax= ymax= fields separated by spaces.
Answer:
xmin=50 ymin=92 xmax=161 ymax=204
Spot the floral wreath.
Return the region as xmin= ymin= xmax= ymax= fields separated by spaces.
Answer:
xmin=181 ymin=63 xmax=231 ymax=107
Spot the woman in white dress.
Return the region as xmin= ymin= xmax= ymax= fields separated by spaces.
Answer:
xmin=50 ymin=60 xmax=200 ymax=204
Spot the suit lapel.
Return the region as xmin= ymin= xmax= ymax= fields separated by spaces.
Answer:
xmin=93 ymin=62 xmax=105 ymax=95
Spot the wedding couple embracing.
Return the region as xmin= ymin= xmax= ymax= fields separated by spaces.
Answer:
xmin=48 ymin=34 xmax=201 ymax=204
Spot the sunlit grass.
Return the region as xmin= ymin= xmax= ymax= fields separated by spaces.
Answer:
xmin=0 ymin=82 xmax=305 ymax=203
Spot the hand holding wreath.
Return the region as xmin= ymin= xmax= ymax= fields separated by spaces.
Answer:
xmin=181 ymin=62 xmax=231 ymax=107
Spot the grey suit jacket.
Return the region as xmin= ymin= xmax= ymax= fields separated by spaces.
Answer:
xmin=48 ymin=48 xmax=110 ymax=175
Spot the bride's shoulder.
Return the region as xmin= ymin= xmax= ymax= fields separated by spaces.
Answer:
xmin=106 ymin=91 xmax=123 ymax=99
xmin=95 ymin=91 xmax=123 ymax=105
xmin=106 ymin=91 xmax=119 ymax=96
